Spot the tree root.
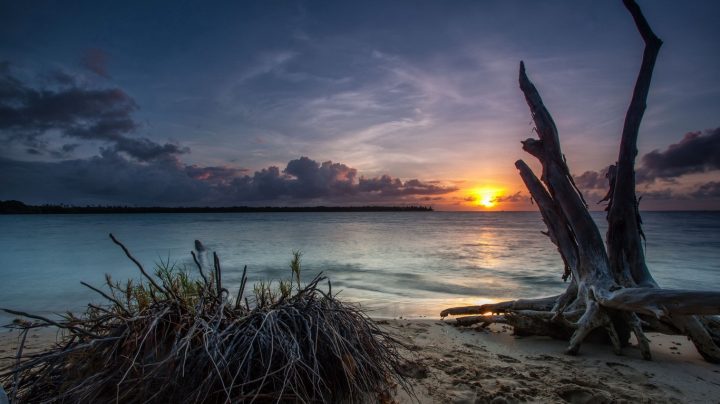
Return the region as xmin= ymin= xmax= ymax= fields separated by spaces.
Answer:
xmin=441 ymin=0 xmax=720 ymax=363
xmin=440 ymin=295 xmax=559 ymax=318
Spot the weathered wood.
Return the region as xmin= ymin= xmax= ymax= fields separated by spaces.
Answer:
xmin=519 ymin=61 xmax=621 ymax=355
xmin=598 ymin=288 xmax=720 ymax=318
xmin=441 ymin=295 xmax=559 ymax=318
xmin=453 ymin=315 xmax=506 ymax=327
xmin=516 ymin=160 xmax=578 ymax=280
xmin=509 ymin=310 xmax=578 ymax=340
xmin=602 ymin=0 xmax=720 ymax=362
xmin=442 ymin=0 xmax=720 ymax=363
xmin=606 ymin=0 xmax=662 ymax=289
xmin=519 ymin=64 xmax=609 ymax=273
xmin=623 ymin=312 xmax=651 ymax=360
xmin=672 ymin=316 xmax=720 ymax=363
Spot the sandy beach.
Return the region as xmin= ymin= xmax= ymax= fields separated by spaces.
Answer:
xmin=386 ymin=319 xmax=720 ymax=403
xmin=3 ymin=319 xmax=719 ymax=403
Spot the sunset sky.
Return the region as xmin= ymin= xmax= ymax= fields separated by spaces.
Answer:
xmin=1 ymin=0 xmax=718 ymax=210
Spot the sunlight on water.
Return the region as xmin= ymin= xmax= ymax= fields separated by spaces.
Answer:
xmin=1 ymin=212 xmax=719 ymax=320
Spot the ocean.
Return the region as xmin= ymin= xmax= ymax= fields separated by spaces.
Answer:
xmin=1 ymin=211 xmax=719 ymax=321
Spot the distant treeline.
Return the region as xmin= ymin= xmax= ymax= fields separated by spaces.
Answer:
xmin=0 ymin=200 xmax=433 ymax=214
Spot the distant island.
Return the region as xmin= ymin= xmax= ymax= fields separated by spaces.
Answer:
xmin=0 ymin=200 xmax=433 ymax=214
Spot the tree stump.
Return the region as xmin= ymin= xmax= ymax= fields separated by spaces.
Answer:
xmin=441 ymin=0 xmax=720 ymax=363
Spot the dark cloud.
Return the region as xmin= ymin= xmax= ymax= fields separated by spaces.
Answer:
xmin=185 ymin=165 xmax=248 ymax=186
xmin=638 ymin=188 xmax=675 ymax=200
xmin=637 ymin=183 xmax=720 ymax=201
xmin=81 ymin=48 xmax=110 ymax=78
xmin=574 ymin=128 xmax=720 ymax=195
xmin=572 ymin=181 xmax=719 ymax=206
xmin=0 ymin=64 xmax=186 ymax=162
xmin=574 ymin=167 xmax=611 ymax=190
xmin=640 ymin=128 xmax=720 ymax=181
xmin=48 ymin=143 xmax=80 ymax=159
xmin=690 ymin=181 xmax=720 ymax=199
xmin=0 ymin=154 xmax=456 ymax=206
xmin=115 ymin=138 xmax=187 ymax=162
xmin=228 ymin=157 xmax=454 ymax=202
xmin=62 ymin=143 xmax=79 ymax=152
xmin=35 ymin=68 xmax=77 ymax=87
xmin=358 ymin=175 xmax=456 ymax=197
xmin=495 ymin=191 xmax=524 ymax=203
xmin=284 ymin=157 xmax=357 ymax=198
xmin=244 ymin=166 xmax=286 ymax=200
xmin=0 ymin=85 xmax=136 ymax=131
xmin=66 ymin=117 xmax=139 ymax=140
xmin=0 ymin=152 xmax=210 ymax=205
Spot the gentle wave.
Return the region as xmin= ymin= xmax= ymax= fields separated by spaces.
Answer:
xmin=1 ymin=211 xmax=718 ymax=319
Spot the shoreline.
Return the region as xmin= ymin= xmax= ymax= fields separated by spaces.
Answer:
xmin=0 ymin=200 xmax=433 ymax=214
xmin=3 ymin=319 xmax=719 ymax=403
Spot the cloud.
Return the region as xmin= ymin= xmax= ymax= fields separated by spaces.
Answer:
xmin=640 ymin=128 xmax=720 ymax=181
xmin=636 ymin=183 xmax=720 ymax=201
xmin=574 ymin=167 xmax=611 ymax=190
xmin=0 ymin=152 xmax=210 ymax=205
xmin=462 ymin=191 xmax=525 ymax=205
xmin=574 ymin=128 xmax=720 ymax=205
xmin=228 ymin=157 xmax=455 ymax=202
xmin=494 ymin=191 xmax=525 ymax=203
xmin=111 ymin=136 xmax=187 ymax=162
xmin=0 ymin=64 xmax=454 ymax=207
xmin=690 ymin=181 xmax=720 ymax=199
xmin=81 ymin=48 xmax=110 ymax=78
xmin=0 ymin=154 xmax=456 ymax=206
xmin=358 ymin=175 xmax=456 ymax=197
xmin=638 ymin=188 xmax=675 ymax=200
xmin=235 ymin=51 xmax=297 ymax=83
xmin=185 ymin=165 xmax=247 ymax=186
xmin=573 ymin=128 xmax=720 ymax=196
xmin=284 ymin=157 xmax=357 ymax=198
xmin=49 ymin=143 xmax=80 ymax=159
xmin=44 ymin=69 xmax=77 ymax=86
xmin=0 ymin=64 xmax=186 ymax=162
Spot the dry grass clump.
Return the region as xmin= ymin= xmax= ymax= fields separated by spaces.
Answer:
xmin=1 ymin=234 xmax=411 ymax=403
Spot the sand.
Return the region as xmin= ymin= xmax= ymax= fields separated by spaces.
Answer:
xmin=385 ymin=319 xmax=720 ymax=403
xmin=0 ymin=326 xmax=59 ymax=368
xmin=2 ymin=320 xmax=720 ymax=403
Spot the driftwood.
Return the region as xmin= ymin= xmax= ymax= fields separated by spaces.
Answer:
xmin=442 ymin=0 xmax=720 ymax=362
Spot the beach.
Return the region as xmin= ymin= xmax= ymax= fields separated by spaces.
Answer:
xmin=3 ymin=319 xmax=719 ymax=403
xmin=3 ymin=0 xmax=719 ymax=401
xmin=387 ymin=320 xmax=720 ymax=403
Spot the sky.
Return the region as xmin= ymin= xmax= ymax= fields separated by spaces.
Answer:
xmin=1 ymin=0 xmax=719 ymax=210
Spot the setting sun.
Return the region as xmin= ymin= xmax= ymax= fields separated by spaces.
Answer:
xmin=468 ymin=187 xmax=503 ymax=209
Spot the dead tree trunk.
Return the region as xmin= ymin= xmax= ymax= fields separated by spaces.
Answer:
xmin=441 ymin=0 xmax=720 ymax=362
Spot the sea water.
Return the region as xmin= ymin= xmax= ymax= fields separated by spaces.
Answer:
xmin=1 ymin=211 xmax=718 ymax=321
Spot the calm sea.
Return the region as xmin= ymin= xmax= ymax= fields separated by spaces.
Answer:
xmin=1 ymin=211 xmax=719 ymax=321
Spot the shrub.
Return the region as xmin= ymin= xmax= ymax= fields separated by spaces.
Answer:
xmin=1 ymin=234 xmax=411 ymax=403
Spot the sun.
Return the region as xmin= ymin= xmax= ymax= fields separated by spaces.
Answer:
xmin=468 ymin=188 xmax=503 ymax=209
